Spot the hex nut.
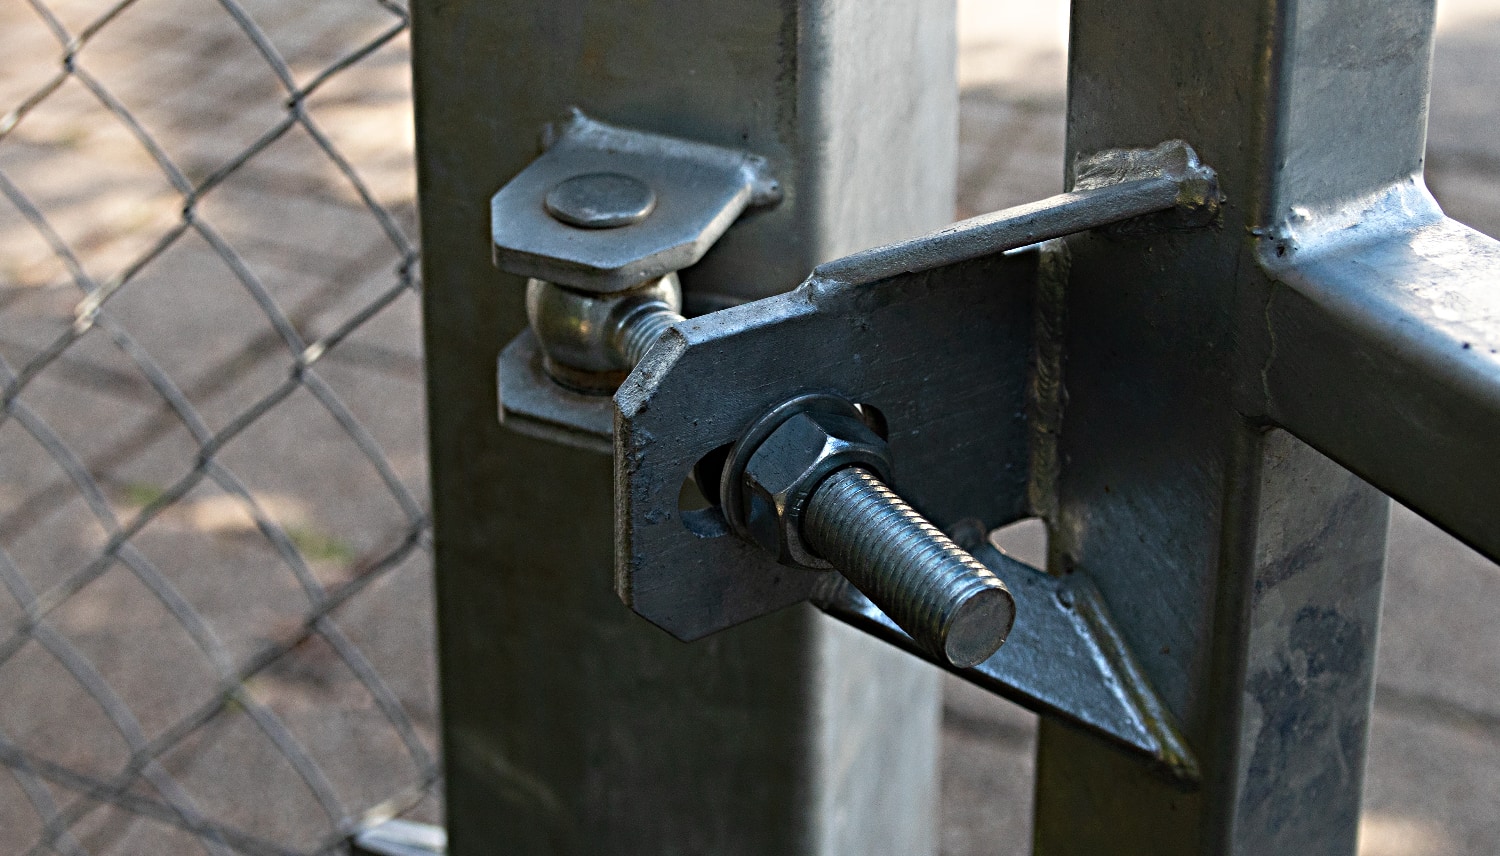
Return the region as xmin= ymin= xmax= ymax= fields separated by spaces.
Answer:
xmin=741 ymin=410 xmax=891 ymax=569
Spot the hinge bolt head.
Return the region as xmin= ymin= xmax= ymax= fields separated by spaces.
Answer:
xmin=544 ymin=172 xmax=657 ymax=229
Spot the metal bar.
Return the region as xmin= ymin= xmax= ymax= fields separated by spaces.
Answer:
xmin=1035 ymin=433 xmax=1387 ymax=855
xmin=814 ymin=176 xmax=1182 ymax=285
xmin=411 ymin=1 xmax=958 ymax=853
xmin=1264 ymin=201 xmax=1500 ymax=562
xmin=1032 ymin=0 xmax=1428 ymax=851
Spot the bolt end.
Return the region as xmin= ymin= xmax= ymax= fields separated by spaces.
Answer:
xmin=941 ymin=584 xmax=1015 ymax=668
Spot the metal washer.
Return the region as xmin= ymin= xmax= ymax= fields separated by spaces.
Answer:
xmin=717 ymin=392 xmax=892 ymax=547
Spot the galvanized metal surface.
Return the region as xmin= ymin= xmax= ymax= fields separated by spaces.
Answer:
xmin=544 ymin=172 xmax=659 ymax=229
xmin=1262 ymin=185 xmax=1500 ymax=562
xmin=716 ymin=393 xmax=1015 ymax=669
xmin=608 ymin=142 xmax=1237 ymax=773
xmin=490 ymin=110 xmax=781 ymax=294
xmin=614 ymin=249 xmax=1037 ymax=641
xmin=814 ymin=139 xmax=1218 ymax=287
xmin=510 ymin=139 xmax=1217 ymax=458
xmin=352 ymin=820 xmax=447 ymax=856
xmin=412 ymin=0 xmax=957 ymax=853
xmin=421 ymin=0 xmax=1500 ymax=852
xmin=1026 ymin=0 xmax=1456 ymax=852
xmin=815 ymin=545 xmax=1198 ymax=779
xmin=612 ymin=140 xmax=1218 ymax=642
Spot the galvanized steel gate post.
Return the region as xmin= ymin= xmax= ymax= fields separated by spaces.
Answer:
xmin=412 ymin=2 xmax=956 ymax=853
xmin=1037 ymin=1 xmax=1449 ymax=852
xmin=413 ymin=0 xmax=1500 ymax=853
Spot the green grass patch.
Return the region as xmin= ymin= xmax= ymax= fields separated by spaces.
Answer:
xmin=120 ymin=482 xmax=168 ymax=507
xmin=288 ymin=526 xmax=356 ymax=563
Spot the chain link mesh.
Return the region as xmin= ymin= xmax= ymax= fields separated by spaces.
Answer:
xmin=0 ymin=0 xmax=436 ymax=851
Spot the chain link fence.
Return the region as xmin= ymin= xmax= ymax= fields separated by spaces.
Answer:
xmin=0 ymin=0 xmax=436 ymax=852
xmin=7 ymin=0 xmax=1500 ymax=853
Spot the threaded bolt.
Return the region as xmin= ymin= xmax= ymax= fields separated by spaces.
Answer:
xmin=613 ymin=301 xmax=684 ymax=366
xmin=803 ymin=467 xmax=1016 ymax=668
xmin=525 ymin=275 xmax=681 ymax=393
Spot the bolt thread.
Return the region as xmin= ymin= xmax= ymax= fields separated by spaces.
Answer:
xmin=804 ymin=467 xmax=1014 ymax=668
xmin=615 ymin=303 xmax=685 ymax=367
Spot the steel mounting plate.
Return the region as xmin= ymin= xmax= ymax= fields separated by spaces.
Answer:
xmin=491 ymin=109 xmax=782 ymax=294
xmin=612 ymin=246 xmax=1198 ymax=777
xmin=614 ymin=250 xmax=1038 ymax=641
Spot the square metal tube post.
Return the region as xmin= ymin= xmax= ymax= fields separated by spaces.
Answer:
xmin=1033 ymin=0 xmax=1439 ymax=852
xmin=411 ymin=2 xmax=956 ymax=853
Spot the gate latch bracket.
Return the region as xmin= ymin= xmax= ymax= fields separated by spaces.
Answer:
xmin=491 ymin=121 xmax=1220 ymax=782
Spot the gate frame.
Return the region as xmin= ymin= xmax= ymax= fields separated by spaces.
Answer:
xmin=412 ymin=0 xmax=1500 ymax=853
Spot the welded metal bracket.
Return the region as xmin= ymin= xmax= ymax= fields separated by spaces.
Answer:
xmin=493 ymin=110 xmax=782 ymax=449
xmin=615 ymin=140 xmax=1220 ymax=637
xmin=491 ymin=109 xmax=782 ymax=293
xmin=490 ymin=135 xmax=1218 ymax=776
xmin=816 ymin=549 xmax=1198 ymax=782
xmin=610 ymin=141 xmax=1218 ymax=777
xmin=615 ymin=249 xmax=1041 ymax=639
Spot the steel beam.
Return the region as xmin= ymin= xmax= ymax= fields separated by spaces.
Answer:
xmin=411 ymin=1 xmax=957 ymax=853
